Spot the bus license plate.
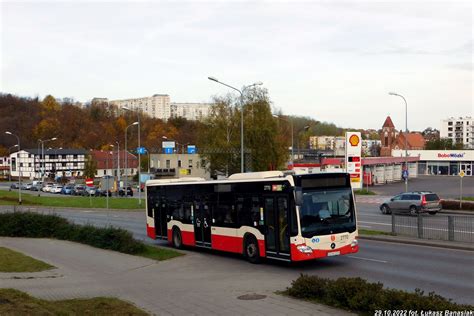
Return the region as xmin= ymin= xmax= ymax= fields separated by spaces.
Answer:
xmin=328 ymin=251 xmax=340 ymax=257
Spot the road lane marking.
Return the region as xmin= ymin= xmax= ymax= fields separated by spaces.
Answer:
xmin=358 ymin=225 xmax=372 ymax=228
xmin=347 ymin=256 xmax=388 ymax=263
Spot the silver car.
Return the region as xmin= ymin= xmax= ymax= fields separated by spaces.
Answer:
xmin=380 ymin=191 xmax=441 ymax=215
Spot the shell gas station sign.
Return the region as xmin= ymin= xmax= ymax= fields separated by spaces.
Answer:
xmin=345 ymin=132 xmax=362 ymax=189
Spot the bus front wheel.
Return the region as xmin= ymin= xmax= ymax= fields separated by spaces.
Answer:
xmin=172 ymin=227 xmax=183 ymax=249
xmin=244 ymin=235 xmax=261 ymax=264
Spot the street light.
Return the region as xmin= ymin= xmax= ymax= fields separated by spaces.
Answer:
xmin=208 ymin=76 xmax=263 ymax=173
xmin=389 ymin=92 xmax=408 ymax=192
xmin=38 ymin=137 xmax=57 ymax=185
xmin=273 ymin=114 xmax=294 ymax=167
xmin=5 ymin=131 xmax=21 ymax=204
xmin=8 ymin=144 xmax=18 ymax=190
xmin=123 ymin=106 xmax=142 ymax=204
xmin=124 ymin=121 xmax=139 ymax=195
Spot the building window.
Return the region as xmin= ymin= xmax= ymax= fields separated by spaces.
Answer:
xmin=73 ymin=162 xmax=78 ymax=167
xmin=28 ymin=163 xmax=31 ymax=167
xmin=448 ymin=133 xmax=452 ymax=137
xmin=188 ymin=159 xmax=192 ymax=168
xmin=178 ymin=160 xmax=182 ymax=168
xmin=62 ymin=155 xmax=67 ymax=159
xmin=73 ymin=155 xmax=78 ymax=159
xmin=448 ymin=127 xmax=452 ymax=131
xmin=104 ymin=170 xmax=107 ymax=175
xmin=448 ymin=122 xmax=453 ymax=126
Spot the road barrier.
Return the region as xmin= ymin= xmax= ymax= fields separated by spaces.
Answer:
xmin=391 ymin=212 xmax=473 ymax=243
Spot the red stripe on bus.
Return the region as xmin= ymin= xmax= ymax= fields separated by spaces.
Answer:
xmin=146 ymin=224 xmax=156 ymax=239
xmin=167 ymin=229 xmax=196 ymax=246
xmin=290 ymin=243 xmax=358 ymax=261
xmin=212 ymin=234 xmax=243 ymax=254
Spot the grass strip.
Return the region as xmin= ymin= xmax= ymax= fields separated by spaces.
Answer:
xmin=358 ymin=229 xmax=393 ymax=236
xmin=0 ymin=190 xmax=144 ymax=210
xmin=0 ymin=247 xmax=54 ymax=272
xmin=0 ymin=212 xmax=183 ymax=261
xmin=283 ymin=274 xmax=473 ymax=315
xmin=353 ymin=189 xmax=377 ymax=195
xmin=0 ymin=288 xmax=148 ymax=315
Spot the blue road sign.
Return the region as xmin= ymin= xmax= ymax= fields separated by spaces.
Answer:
xmin=163 ymin=148 xmax=173 ymax=154
xmin=187 ymin=145 xmax=196 ymax=154
xmin=137 ymin=147 xmax=147 ymax=155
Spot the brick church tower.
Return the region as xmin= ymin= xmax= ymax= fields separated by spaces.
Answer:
xmin=380 ymin=116 xmax=398 ymax=156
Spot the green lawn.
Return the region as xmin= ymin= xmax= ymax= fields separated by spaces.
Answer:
xmin=0 ymin=190 xmax=144 ymax=210
xmin=138 ymin=244 xmax=184 ymax=261
xmin=0 ymin=247 xmax=54 ymax=272
xmin=354 ymin=189 xmax=377 ymax=195
xmin=0 ymin=289 xmax=148 ymax=315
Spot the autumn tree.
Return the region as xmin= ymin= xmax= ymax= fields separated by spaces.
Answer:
xmin=83 ymin=154 xmax=97 ymax=178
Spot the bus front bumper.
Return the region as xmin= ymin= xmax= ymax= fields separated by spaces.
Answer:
xmin=290 ymin=240 xmax=359 ymax=261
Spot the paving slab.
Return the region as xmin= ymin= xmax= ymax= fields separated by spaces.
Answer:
xmin=0 ymin=237 xmax=352 ymax=315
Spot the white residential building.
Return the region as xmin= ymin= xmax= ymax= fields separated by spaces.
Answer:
xmin=170 ymin=103 xmax=212 ymax=121
xmin=109 ymin=94 xmax=171 ymax=120
xmin=309 ymin=136 xmax=345 ymax=156
xmin=440 ymin=116 xmax=473 ymax=148
xmin=9 ymin=149 xmax=86 ymax=179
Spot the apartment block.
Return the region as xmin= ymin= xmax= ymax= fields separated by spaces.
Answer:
xmin=440 ymin=116 xmax=473 ymax=148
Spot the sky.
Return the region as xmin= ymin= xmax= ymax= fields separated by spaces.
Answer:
xmin=0 ymin=0 xmax=472 ymax=131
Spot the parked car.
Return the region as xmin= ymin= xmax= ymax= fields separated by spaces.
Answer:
xmin=10 ymin=183 xmax=20 ymax=190
xmin=95 ymin=188 xmax=112 ymax=197
xmin=72 ymin=185 xmax=86 ymax=196
xmin=23 ymin=183 xmax=33 ymax=190
xmin=51 ymin=185 xmax=63 ymax=194
xmin=82 ymin=186 xmax=97 ymax=196
xmin=30 ymin=184 xmax=42 ymax=191
xmin=61 ymin=185 xmax=74 ymax=195
xmin=42 ymin=183 xmax=55 ymax=192
xmin=118 ymin=186 xmax=133 ymax=197
xmin=380 ymin=191 xmax=441 ymax=215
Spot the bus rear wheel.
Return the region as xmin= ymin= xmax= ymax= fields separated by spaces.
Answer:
xmin=172 ymin=228 xmax=183 ymax=249
xmin=244 ymin=235 xmax=261 ymax=264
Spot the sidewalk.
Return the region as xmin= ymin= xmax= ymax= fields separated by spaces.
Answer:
xmin=0 ymin=238 xmax=352 ymax=315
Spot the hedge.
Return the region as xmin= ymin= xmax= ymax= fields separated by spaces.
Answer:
xmin=285 ymin=274 xmax=473 ymax=315
xmin=0 ymin=212 xmax=146 ymax=254
xmin=441 ymin=200 xmax=474 ymax=211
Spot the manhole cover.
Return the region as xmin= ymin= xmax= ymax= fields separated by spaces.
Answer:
xmin=237 ymin=294 xmax=267 ymax=301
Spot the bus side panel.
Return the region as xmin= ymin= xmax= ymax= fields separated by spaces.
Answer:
xmin=168 ymin=221 xmax=196 ymax=246
xmin=211 ymin=227 xmax=241 ymax=253
xmin=146 ymin=223 xmax=156 ymax=239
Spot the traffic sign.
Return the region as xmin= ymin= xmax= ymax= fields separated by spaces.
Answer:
xmin=459 ymin=170 xmax=465 ymax=178
xmin=163 ymin=148 xmax=173 ymax=154
xmin=137 ymin=147 xmax=147 ymax=155
xmin=85 ymin=178 xmax=94 ymax=187
xmin=402 ymin=169 xmax=409 ymax=179
xmin=187 ymin=145 xmax=196 ymax=154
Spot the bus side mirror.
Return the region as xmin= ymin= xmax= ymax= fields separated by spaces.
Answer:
xmin=295 ymin=188 xmax=303 ymax=206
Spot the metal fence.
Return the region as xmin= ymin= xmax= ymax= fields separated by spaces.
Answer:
xmin=392 ymin=212 xmax=473 ymax=243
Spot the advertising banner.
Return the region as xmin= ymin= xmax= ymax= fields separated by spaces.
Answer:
xmin=345 ymin=132 xmax=362 ymax=189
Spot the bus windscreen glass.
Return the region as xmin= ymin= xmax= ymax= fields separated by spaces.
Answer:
xmin=299 ymin=188 xmax=355 ymax=237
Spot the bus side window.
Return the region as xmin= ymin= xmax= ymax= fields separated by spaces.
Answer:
xmin=215 ymin=191 xmax=235 ymax=227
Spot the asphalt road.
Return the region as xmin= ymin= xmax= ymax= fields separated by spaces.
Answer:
xmin=15 ymin=206 xmax=473 ymax=305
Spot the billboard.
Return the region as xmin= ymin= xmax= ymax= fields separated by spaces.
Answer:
xmin=345 ymin=132 xmax=362 ymax=189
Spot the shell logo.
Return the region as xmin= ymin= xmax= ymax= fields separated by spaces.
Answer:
xmin=349 ymin=134 xmax=360 ymax=146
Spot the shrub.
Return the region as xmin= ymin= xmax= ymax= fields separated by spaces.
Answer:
xmin=441 ymin=200 xmax=474 ymax=211
xmin=0 ymin=212 xmax=145 ymax=255
xmin=286 ymin=274 xmax=472 ymax=314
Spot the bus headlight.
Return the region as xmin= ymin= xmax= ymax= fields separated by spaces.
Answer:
xmin=351 ymin=239 xmax=358 ymax=247
xmin=297 ymin=245 xmax=313 ymax=254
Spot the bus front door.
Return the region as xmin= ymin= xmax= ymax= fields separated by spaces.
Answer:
xmin=264 ymin=196 xmax=291 ymax=261
xmin=154 ymin=200 xmax=168 ymax=240
xmin=194 ymin=202 xmax=211 ymax=247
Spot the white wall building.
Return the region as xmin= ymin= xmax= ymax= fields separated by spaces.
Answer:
xmin=440 ymin=116 xmax=473 ymax=148
xmin=109 ymin=94 xmax=171 ymax=120
xmin=170 ymin=103 xmax=212 ymax=121
xmin=9 ymin=149 xmax=86 ymax=179
xmin=150 ymin=153 xmax=210 ymax=179
xmin=392 ymin=149 xmax=474 ymax=176
xmin=309 ymin=136 xmax=345 ymax=156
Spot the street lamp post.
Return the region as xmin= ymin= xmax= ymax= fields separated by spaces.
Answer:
xmin=115 ymin=141 xmax=120 ymax=188
xmin=389 ymin=92 xmax=408 ymax=192
xmin=273 ymin=115 xmax=294 ymax=167
xmin=39 ymin=137 xmax=57 ymax=185
xmin=8 ymin=144 xmax=18 ymax=190
xmin=124 ymin=121 xmax=139 ymax=195
xmin=5 ymin=131 xmax=21 ymax=204
xmin=208 ymin=76 xmax=263 ymax=173
xmin=123 ymin=105 xmax=141 ymax=204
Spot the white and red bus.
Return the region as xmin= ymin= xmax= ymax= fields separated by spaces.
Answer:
xmin=145 ymin=171 xmax=359 ymax=263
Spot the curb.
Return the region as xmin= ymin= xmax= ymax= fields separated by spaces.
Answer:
xmin=359 ymin=235 xmax=474 ymax=252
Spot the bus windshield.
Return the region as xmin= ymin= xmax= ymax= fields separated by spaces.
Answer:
xmin=299 ymin=188 xmax=356 ymax=237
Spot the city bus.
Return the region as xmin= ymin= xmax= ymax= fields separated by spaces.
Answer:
xmin=145 ymin=171 xmax=358 ymax=263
